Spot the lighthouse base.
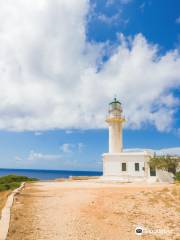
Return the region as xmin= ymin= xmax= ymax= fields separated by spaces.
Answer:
xmin=102 ymin=152 xmax=174 ymax=183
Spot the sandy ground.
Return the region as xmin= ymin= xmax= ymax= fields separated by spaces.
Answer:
xmin=7 ymin=181 xmax=180 ymax=240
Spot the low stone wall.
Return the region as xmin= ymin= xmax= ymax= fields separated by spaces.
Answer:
xmin=0 ymin=183 xmax=25 ymax=240
xmin=157 ymin=170 xmax=174 ymax=183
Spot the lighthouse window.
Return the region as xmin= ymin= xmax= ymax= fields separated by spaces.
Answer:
xmin=122 ymin=163 xmax=126 ymax=171
xmin=135 ymin=163 xmax=139 ymax=171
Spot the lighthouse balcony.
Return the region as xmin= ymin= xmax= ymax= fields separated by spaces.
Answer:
xmin=106 ymin=114 xmax=125 ymax=123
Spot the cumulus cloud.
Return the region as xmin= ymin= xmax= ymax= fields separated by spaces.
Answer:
xmin=15 ymin=156 xmax=23 ymax=161
xmin=139 ymin=2 xmax=146 ymax=12
xmin=155 ymin=147 xmax=180 ymax=156
xmin=65 ymin=130 xmax=74 ymax=134
xmin=106 ymin=0 xmax=132 ymax=6
xmin=176 ymin=16 xmax=180 ymax=24
xmin=0 ymin=0 xmax=180 ymax=132
xmin=34 ymin=132 xmax=43 ymax=136
xmin=96 ymin=11 xmax=129 ymax=26
xmin=60 ymin=143 xmax=74 ymax=153
xmin=97 ymin=12 xmax=121 ymax=25
xmin=25 ymin=149 xmax=98 ymax=170
xmin=77 ymin=142 xmax=85 ymax=152
xmin=125 ymin=147 xmax=180 ymax=156
xmin=28 ymin=150 xmax=62 ymax=161
xmin=60 ymin=142 xmax=84 ymax=153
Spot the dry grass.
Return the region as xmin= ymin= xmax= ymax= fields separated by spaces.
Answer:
xmin=171 ymin=186 xmax=180 ymax=199
xmin=144 ymin=185 xmax=180 ymax=209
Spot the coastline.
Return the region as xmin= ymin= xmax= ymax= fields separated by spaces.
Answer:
xmin=0 ymin=169 xmax=102 ymax=180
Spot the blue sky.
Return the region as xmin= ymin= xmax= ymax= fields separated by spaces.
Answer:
xmin=88 ymin=0 xmax=180 ymax=50
xmin=0 ymin=0 xmax=180 ymax=171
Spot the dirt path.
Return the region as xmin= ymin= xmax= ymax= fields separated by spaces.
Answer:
xmin=7 ymin=181 xmax=180 ymax=240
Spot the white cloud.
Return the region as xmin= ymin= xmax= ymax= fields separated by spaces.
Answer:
xmin=65 ymin=130 xmax=73 ymax=134
xmin=28 ymin=150 xmax=62 ymax=161
xmin=77 ymin=142 xmax=85 ymax=152
xmin=106 ymin=0 xmax=132 ymax=6
xmin=177 ymin=128 xmax=180 ymax=137
xmin=176 ymin=16 xmax=180 ymax=24
xmin=125 ymin=147 xmax=180 ymax=156
xmin=97 ymin=11 xmax=121 ymax=25
xmin=60 ymin=143 xmax=74 ymax=153
xmin=0 ymin=0 xmax=179 ymax=132
xmin=97 ymin=11 xmax=129 ymax=26
xmin=25 ymin=149 xmax=98 ymax=170
xmin=155 ymin=147 xmax=180 ymax=156
xmin=34 ymin=132 xmax=43 ymax=136
xmin=139 ymin=1 xmax=151 ymax=12
xmin=139 ymin=2 xmax=146 ymax=12
xmin=15 ymin=156 xmax=22 ymax=161
xmin=60 ymin=142 xmax=84 ymax=153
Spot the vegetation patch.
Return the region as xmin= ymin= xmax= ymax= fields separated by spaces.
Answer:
xmin=0 ymin=174 xmax=38 ymax=192
xmin=149 ymin=154 xmax=180 ymax=176
xmin=0 ymin=175 xmax=38 ymax=217
xmin=174 ymin=172 xmax=180 ymax=182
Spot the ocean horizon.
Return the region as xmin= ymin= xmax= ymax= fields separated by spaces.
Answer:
xmin=0 ymin=168 xmax=102 ymax=180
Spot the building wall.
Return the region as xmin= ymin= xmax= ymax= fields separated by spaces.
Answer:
xmin=103 ymin=153 xmax=148 ymax=178
xmin=102 ymin=153 xmax=174 ymax=183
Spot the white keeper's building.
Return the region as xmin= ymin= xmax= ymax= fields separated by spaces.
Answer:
xmin=102 ymin=98 xmax=173 ymax=183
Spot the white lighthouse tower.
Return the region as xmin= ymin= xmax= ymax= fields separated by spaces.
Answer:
xmin=106 ymin=98 xmax=125 ymax=153
xmin=102 ymin=98 xmax=151 ymax=182
xmin=101 ymin=98 xmax=174 ymax=183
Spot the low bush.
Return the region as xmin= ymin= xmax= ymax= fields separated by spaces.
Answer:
xmin=174 ymin=172 xmax=180 ymax=182
xmin=0 ymin=174 xmax=38 ymax=192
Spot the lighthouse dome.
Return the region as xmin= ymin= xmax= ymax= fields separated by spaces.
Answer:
xmin=109 ymin=98 xmax=122 ymax=114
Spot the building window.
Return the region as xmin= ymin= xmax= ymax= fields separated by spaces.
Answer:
xmin=122 ymin=163 xmax=126 ymax=171
xmin=135 ymin=163 xmax=139 ymax=171
xmin=150 ymin=167 xmax=156 ymax=176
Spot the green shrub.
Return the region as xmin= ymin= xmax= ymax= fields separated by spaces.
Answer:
xmin=0 ymin=184 xmax=9 ymax=191
xmin=0 ymin=174 xmax=38 ymax=192
xmin=0 ymin=175 xmax=37 ymax=184
xmin=174 ymin=172 xmax=180 ymax=182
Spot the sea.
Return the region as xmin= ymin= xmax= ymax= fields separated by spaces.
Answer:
xmin=0 ymin=168 xmax=102 ymax=180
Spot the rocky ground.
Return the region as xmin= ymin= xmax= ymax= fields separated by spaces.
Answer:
xmin=7 ymin=181 xmax=180 ymax=240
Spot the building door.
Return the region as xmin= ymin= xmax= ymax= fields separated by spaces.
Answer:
xmin=150 ymin=166 xmax=156 ymax=176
